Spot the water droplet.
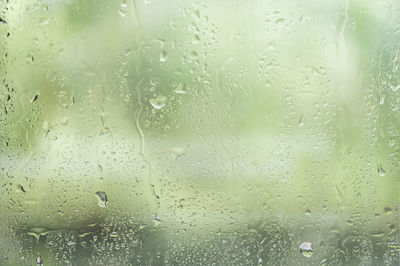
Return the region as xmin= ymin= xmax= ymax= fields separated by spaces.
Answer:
xmin=149 ymin=95 xmax=167 ymax=109
xmin=275 ymin=18 xmax=285 ymax=26
xmin=193 ymin=34 xmax=200 ymax=44
xmin=299 ymin=242 xmax=313 ymax=257
xmin=78 ymin=231 xmax=91 ymax=238
xmin=31 ymin=94 xmax=39 ymax=103
xmin=320 ymin=258 xmax=327 ymax=265
xmin=16 ymin=184 xmax=26 ymax=193
xmin=389 ymin=139 xmax=396 ymax=147
xmin=36 ymin=255 xmax=43 ymax=265
xmin=153 ymin=215 xmax=162 ymax=226
xmin=174 ymin=82 xmax=187 ymax=94
xmin=171 ymin=147 xmax=186 ymax=159
xmin=377 ymin=165 xmax=386 ymax=176
xmin=298 ymin=114 xmax=305 ymax=127
xmin=305 ymin=209 xmax=311 ymax=215
xmin=119 ymin=0 xmax=128 ymax=17
xmin=27 ymin=227 xmax=50 ymax=242
xmin=384 ymin=207 xmax=393 ymax=215
xmin=60 ymin=117 xmax=69 ymax=125
xmin=379 ymin=94 xmax=385 ymax=105
xmin=42 ymin=120 xmax=50 ymax=131
xmin=110 ymin=231 xmax=118 ymax=238
xmin=190 ymin=51 xmax=198 ymax=59
xmin=95 ymin=191 xmax=108 ymax=207
xmin=160 ymin=50 xmax=168 ymax=62
xmin=193 ymin=9 xmax=200 ymax=20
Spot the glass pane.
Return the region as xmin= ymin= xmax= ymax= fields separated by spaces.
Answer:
xmin=0 ymin=0 xmax=399 ymax=265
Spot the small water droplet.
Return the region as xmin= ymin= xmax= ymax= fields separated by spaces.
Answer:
xmin=193 ymin=34 xmax=200 ymax=44
xmin=36 ymin=255 xmax=43 ymax=265
xmin=377 ymin=165 xmax=386 ymax=176
xmin=31 ymin=94 xmax=39 ymax=103
xmin=171 ymin=147 xmax=186 ymax=159
xmin=298 ymin=114 xmax=305 ymax=127
xmin=275 ymin=18 xmax=285 ymax=26
xmin=267 ymin=40 xmax=276 ymax=50
xmin=190 ymin=51 xmax=198 ymax=59
xmin=60 ymin=117 xmax=69 ymax=125
xmin=16 ymin=184 xmax=26 ymax=193
xmin=110 ymin=231 xmax=118 ymax=238
xmin=320 ymin=258 xmax=327 ymax=265
xmin=153 ymin=215 xmax=162 ymax=226
xmin=299 ymin=242 xmax=313 ymax=257
xmin=379 ymin=94 xmax=385 ymax=105
xmin=149 ymin=95 xmax=167 ymax=109
xmin=95 ymin=191 xmax=108 ymax=207
xmin=305 ymin=209 xmax=311 ymax=215
xmin=160 ymin=50 xmax=168 ymax=62
xmin=193 ymin=9 xmax=200 ymax=20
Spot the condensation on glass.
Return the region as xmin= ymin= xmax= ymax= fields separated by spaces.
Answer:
xmin=0 ymin=0 xmax=399 ymax=265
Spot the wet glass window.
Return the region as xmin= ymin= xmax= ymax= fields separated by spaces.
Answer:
xmin=0 ymin=0 xmax=399 ymax=265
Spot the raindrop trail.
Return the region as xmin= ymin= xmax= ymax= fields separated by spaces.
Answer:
xmin=130 ymin=0 xmax=142 ymax=29
xmin=215 ymin=69 xmax=236 ymax=180
xmin=134 ymin=78 xmax=160 ymax=214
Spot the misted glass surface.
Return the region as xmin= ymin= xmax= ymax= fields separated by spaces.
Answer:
xmin=0 ymin=0 xmax=399 ymax=265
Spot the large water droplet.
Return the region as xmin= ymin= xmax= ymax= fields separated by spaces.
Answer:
xmin=149 ymin=95 xmax=167 ymax=109
xmin=299 ymin=242 xmax=313 ymax=257
xmin=174 ymin=82 xmax=187 ymax=94
xmin=95 ymin=191 xmax=108 ymax=207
